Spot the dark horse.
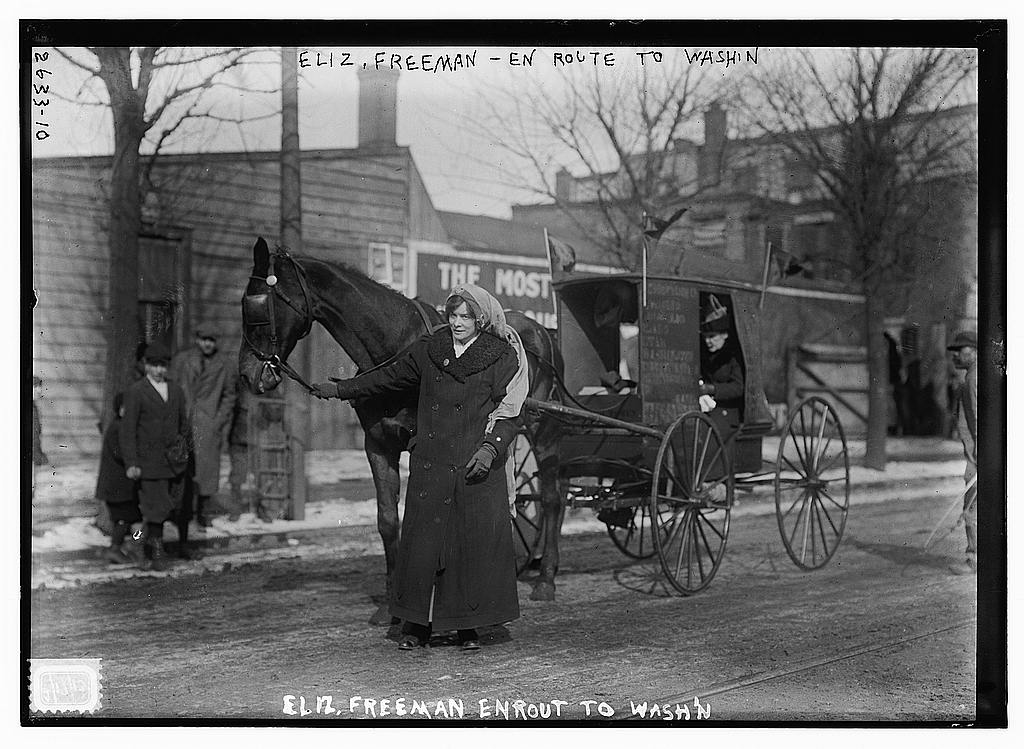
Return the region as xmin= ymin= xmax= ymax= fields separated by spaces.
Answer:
xmin=238 ymin=238 xmax=568 ymax=624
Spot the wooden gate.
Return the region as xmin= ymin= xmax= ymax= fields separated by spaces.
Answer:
xmin=787 ymin=343 xmax=868 ymax=437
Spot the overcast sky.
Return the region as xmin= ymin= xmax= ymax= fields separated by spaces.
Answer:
xmin=32 ymin=45 xmax=763 ymax=218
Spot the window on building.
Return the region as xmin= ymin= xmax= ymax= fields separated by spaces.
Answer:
xmin=691 ymin=218 xmax=727 ymax=253
xmin=137 ymin=234 xmax=184 ymax=351
xmin=368 ymin=242 xmax=408 ymax=293
xmin=733 ymin=164 xmax=759 ymax=194
xmin=785 ymin=157 xmax=816 ymax=192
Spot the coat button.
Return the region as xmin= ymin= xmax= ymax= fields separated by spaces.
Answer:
xmin=449 ymin=465 xmax=457 ymax=472
xmin=423 ymin=461 xmax=432 ymax=470
xmin=455 ymin=404 xmax=462 ymax=411
xmin=444 ymin=497 xmax=451 ymax=505
xmin=435 ymin=375 xmax=442 ymax=382
xmin=419 ymin=490 xmax=427 ymax=498
xmin=428 ymin=431 xmax=436 ymax=439
xmin=443 ymin=358 xmax=450 ymax=366
xmin=431 ymin=403 xmax=439 ymax=412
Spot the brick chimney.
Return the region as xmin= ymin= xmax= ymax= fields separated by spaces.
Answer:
xmin=357 ymin=68 xmax=400 ymax=148
xmin=555 ymin=167 xmax=574 ymax=201
xmin=698 ymin=101 xmax=727 ymax=189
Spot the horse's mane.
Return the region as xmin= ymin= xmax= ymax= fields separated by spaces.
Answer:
xmin=298 ymin=254 xmax=423 ymax=307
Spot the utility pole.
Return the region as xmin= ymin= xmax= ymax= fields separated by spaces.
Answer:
xmin=280 ymin=46 xmax=308 ymax=519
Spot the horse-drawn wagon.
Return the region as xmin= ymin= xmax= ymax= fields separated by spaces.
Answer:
xmin=510 ymin=266 xmax=851 ymax=595
xmin=239 ymin=237 xmax=850 ymax=615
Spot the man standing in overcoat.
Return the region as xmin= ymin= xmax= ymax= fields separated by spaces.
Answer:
xmin=120 ymin=341 xmax=190 ymax=571
xmin=947 ymin=331 xmax=978 ymax=575
xmin=170 ymin=325 xmax=238 ymax=545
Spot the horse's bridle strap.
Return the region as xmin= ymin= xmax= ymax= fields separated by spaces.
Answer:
xmin=243 ymin=250 xmax=315 ymax=393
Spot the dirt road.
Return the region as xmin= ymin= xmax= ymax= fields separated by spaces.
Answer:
xmin=28 ymin=485 xmax=977 ymax=723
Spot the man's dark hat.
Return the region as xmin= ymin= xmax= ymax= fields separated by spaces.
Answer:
xmin=946 ymin=331 xmax=978 ymax=351
xmin=144 ymin=340 xmax=172 ymax=363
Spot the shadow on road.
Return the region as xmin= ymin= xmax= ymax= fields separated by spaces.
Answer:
xmin=846 ymin=535 xmax=958 ymax=574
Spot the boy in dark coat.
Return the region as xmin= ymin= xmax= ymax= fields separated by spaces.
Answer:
xmin=120 ymin=341 xmax=190 ymax=570
xmin=95 ymin=393 xmax=142 ymax=564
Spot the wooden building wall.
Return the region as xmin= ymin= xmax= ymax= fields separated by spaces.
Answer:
xmin=31 ymin=146 xmax=443 ymax=459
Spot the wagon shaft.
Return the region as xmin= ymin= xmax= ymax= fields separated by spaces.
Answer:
xmin=524 ymin=397 xmax=663 ymax=439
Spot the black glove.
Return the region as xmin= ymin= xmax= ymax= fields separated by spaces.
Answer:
xmin=465 ymin=444 xmax=497 ymax=483
xmin=699 ymin=381 xmax=716 ymax=396
xmin=310 ymin=382 xmax=339 ymax=400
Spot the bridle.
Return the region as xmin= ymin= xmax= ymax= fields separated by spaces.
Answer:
xmin=242 ymin=249 xmax=316 ymax=393
xmin=243 ymin=249 xmax=438 ymax=394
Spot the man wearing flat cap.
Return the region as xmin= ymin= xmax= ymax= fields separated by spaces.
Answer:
xmin=947 ymin=330 xmax=978 ymax=575
xmin=170 ymin=324 xmax=238 ymax=547
xmin=120 ymin=341 xmax=190 ymax=571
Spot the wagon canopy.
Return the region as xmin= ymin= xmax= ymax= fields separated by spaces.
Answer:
xmin=551 ymin=272 xmax=772 ymax=430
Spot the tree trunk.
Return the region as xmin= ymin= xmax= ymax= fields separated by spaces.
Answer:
xmin=863 ymin=288 xmax=889 ymax=470
xmin=280 ymin=46 xmax=309 ymax=520
xmin=99 ymin=118 xmax=145 ymax=433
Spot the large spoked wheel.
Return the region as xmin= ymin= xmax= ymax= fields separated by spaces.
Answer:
xmin=511 ymin=431 xmax=544 ymax=576
xmin=774 ymin=396 xmax=851 ymax=570
xmin=650 ymin=412 xmax=734 ymax=595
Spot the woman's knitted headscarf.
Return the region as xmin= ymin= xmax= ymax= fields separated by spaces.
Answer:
xmin=446 ymin=284 xmax=512 ymax=343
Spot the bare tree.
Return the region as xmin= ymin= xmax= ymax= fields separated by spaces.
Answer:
xmin=735 ymin=47 xmax=977 ymax=469
xmin=472 ymin=53 xmax=719 ymax=268
xmin=53 ymin=46 xmax=275 ymax=429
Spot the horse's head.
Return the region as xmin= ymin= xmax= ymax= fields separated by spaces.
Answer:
xmin=238 ymin=237 xmax=313 ymax=395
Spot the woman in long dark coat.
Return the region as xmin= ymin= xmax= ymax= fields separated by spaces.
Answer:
xmin=312 ymin=285 xmax=526 ymax=651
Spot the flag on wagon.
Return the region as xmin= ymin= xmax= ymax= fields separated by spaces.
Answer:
xmin=643 ymin=206 xmax=689 ymax=244
xmin=545 ymin=231 xmax=578 ymax=274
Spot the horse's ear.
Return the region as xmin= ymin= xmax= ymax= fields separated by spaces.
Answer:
xmin=253 ymin=237 xmax=270 ymax=274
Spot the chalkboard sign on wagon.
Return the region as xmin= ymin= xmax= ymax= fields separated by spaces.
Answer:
xmin=640 ymin=280 xmax=700 ymax=427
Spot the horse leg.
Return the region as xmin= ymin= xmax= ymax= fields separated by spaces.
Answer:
xmin=530 ymin=455 xmax=564 ymax=602
xmin=365 ymin=442 xmax=402 ymax=626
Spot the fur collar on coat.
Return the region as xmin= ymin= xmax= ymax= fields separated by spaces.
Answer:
xmin=427 ymin=328 xmax=510 ymax=383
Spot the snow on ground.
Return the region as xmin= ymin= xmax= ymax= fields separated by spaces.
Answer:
xmin=30 ymin=443 xmax=966 ymax=562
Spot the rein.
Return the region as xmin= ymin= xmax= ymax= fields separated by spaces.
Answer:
xmin=243 ymin=251 xmax=439 ymax=393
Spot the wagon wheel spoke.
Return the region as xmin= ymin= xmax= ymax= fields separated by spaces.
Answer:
xmin=787 ymin=492 xmax=810 ymax=550
xmin=695 ymin=443 xmax=725 ymax=490
xmin=781 ymin=488 xmax=809 ymax=520
xmin=813 ymin=492 xmax=842 ymax=536
xmin=652 ymin=412 xmax=732 ymax=596
xmin=511 ymin=431 xmax=544 ymax=575
xmin=819 ymin=486 xmax=848 ymax=512
xmin=692 ymin=430 xmax=708 ymax=489
xmin=673 ymin=509 xmax=694 ymax=585
xmin=775 ymin=397 xmax=850 ymax=570
xmin=797 ymin=405 xmax=812 ymax=472
xmin=812 ymin=496 xmax=832 ymax=558
xmin=815 ymin=448 xmax=846 ymax=477
xmin=812 ymin=409 xmax=829 ymax=471
xmin=780 ymin=453 xmax=804 ymax=477
xmin=607 ymin=502 xmax=659 ymax=560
